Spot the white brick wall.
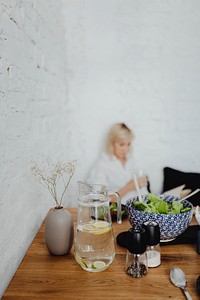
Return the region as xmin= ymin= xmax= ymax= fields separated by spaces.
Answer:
xmin=1 ymin=0 xmax=200 ymax=297
xmin=0 ymin=0 xmax=68 ymax=296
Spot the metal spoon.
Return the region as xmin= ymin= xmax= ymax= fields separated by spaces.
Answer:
xmin=170 ymin=267 xmax=192 ymax=300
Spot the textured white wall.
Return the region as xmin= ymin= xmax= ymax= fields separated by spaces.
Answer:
xmin=1 ymin=0 xmax=200 ymax=297
xmin=62 ymin=0 xmax=200 ymax=199
xmin=0 ymin=0 xmax=68 ymax=296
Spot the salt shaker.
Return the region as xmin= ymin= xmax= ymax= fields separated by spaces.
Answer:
xmin=125 ymin=227 xmax=148 ymax=278
xmin=142 ymin=221 xmax=161 ymax=268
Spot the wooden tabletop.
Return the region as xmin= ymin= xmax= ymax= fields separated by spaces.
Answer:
xmin=3 ymin=208 xmax=200 ymax=300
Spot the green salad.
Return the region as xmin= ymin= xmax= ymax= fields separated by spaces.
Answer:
xmin=98 ymin=202 xmax=126 ymax=220
xmin=109 ymin=202 xmax=126 ymax=217
xmin=133 ymin=194 xmax=191 ymax=214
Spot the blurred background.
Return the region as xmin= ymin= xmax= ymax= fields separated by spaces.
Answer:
xmin=0 ymin=0 xmax=200 ymax=296
xmin=62 ymin=0 xmax=200 ymax=200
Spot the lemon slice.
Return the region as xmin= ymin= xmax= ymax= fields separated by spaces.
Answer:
xmin=75 ymin=254 xmax=88 ymax=269
xmin=92 ymin=261 xmax=106 ymax=270
xmin=93 ymin=221 xmax=110 ymax=228
xmin=92 ymin=227 xmax=111 ymax=235
xmin=83 ymin=224 xmax=96 ymax=232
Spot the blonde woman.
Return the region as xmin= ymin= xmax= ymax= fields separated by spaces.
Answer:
xmin=87 ymin=123 xmax=150 ymax=205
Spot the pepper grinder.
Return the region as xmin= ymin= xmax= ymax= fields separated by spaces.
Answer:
xmin=142 ymin=221 xmax=161 ymax=268
xmin=125 ymin=227 xmax=148 ymax=278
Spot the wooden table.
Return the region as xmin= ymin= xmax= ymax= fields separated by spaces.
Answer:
xmin=3 ymin=208 xmax=200 ymax=300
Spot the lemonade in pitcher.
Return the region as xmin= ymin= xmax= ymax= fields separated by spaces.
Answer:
xmin=75 ymin=220 xmax=115 ymax=272
xmin=74 ymin=182 xmax=121 ymax=272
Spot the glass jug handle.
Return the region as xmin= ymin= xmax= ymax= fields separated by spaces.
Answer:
xmin=108 ymin=191 xmax=122 ymax=224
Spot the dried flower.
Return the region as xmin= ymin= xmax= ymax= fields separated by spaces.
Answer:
xmin=31 ymin=160 xmax=77 ymax=208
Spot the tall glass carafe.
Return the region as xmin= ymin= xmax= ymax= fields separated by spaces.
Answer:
xmin=74 ymin=182 xmax=121 ymax=272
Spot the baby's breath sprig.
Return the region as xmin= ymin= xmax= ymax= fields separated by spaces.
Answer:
xmin=31 ymin=160 xmax=77 ymax=208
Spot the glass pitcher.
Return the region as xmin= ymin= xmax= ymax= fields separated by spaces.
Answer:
xmin=74 ymin=181 xmax=121 ymax=272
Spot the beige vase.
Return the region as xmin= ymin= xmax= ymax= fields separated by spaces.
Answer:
xmin=45 ymin=207 xmax=74 ymax=255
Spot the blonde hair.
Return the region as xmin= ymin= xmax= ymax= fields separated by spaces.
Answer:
xmin=105 ymin=123 xmax=134 ymax=156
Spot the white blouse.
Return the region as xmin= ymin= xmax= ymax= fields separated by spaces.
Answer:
xmin=87 ymin=153 xmax=148 ymax=205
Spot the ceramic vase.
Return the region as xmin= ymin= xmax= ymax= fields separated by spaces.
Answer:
xmin=45 ymin=207 xmax=74 ymax=255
